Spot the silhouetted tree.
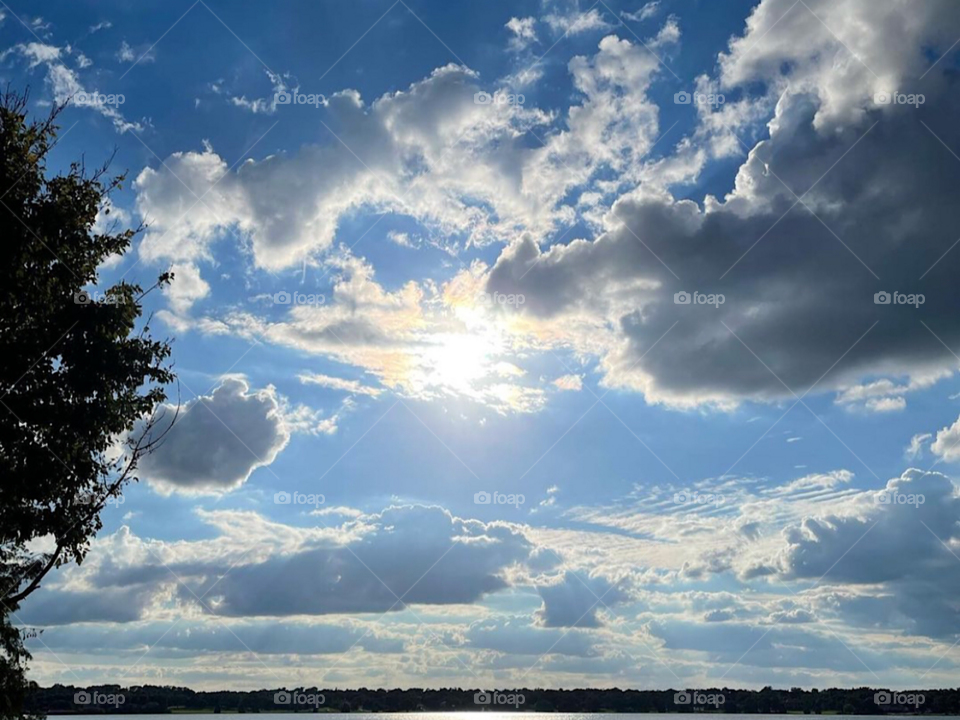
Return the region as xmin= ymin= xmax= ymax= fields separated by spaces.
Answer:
xmin=0 ymin=89 xmax=176 ymax=719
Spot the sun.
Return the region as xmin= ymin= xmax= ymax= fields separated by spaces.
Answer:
xmin=425 ymin=331 xmax=501 ymax=393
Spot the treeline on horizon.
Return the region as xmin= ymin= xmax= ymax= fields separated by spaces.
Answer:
xmin=23 ymin=685 xmax=960 ymax=715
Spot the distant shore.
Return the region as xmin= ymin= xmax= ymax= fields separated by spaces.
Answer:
xmin=26 ymin=686 xmax=952 ymax=716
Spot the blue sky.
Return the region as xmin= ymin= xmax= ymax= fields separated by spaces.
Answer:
xmin=7 ymin=0 xmax=960 ymax=693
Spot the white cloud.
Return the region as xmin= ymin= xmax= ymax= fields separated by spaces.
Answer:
xmin=931 ymin=415 xmax=960 ymax=463
xmin=7 ymin=41 xmax=143 ymax=133
xmin=622 ymin=2 xmax=660 ymax=22
xmin=166 ymin=254 xmax=550 ymax=415
xmin=386 ymin=230 xmax=419 ymax=248
xmin=506 ymin=16 xmax=538 ymax=51
xmin=865 ymin=396 xmax=906 ymax=413
xmin=92 ymin=198 xmax=132 ymax=272
xmin=22 ymin=505 xmax=544 ymax=623
xmin=165 ymin=262 xmax=210 ymax=314
xmin=719 ymin=0 xmax=960 ymax=129
xmin=298 ymin=372 xmax=384 ymax=397
xmin=135 ymin=29 xmax=673 ymax=274
xmin=116 ymin=40 xmax=134 ymax=62
xmin=542 ymin=4 xmax=613 ymax=36
xmin=228 ymin=69 xmax=297 ymax=114
xmin=835 ymin=373 xmax=947 ymax=413
xmin=116 ymin=40 xmax=155 ymax=64
xmin=905 ymin=432 xmax=932 ymax=459
xmin=764 ymin=469 xmax=960 ymax=638
xmin=552 ymin=374 xmax=583 ymax=391
xmin=282 ymin=402 xmax=341 ymax=436
xmin=484 ymin=0 xmax=960 ymax=410
xmin=772 ymin=470 xmax=853 ymax=496
xmin=136 ymin=66 xmax=557 ymax=270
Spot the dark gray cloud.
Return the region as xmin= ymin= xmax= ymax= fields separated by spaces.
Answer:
xmin=187 ymin=506 xmax=534 ymax=616
xmin=535 ymin=570 xmax=631 ymax=627
xmin=26 ymin=620 xmax=405 ymax=656
xmin=138 ymin=377 xmax=290 ymax=494
xmin=466 ymin=615 xmax=598 ymax=657
xmin=487 ymin=84 xmax=960 ymax=407
xmin=17 ymin=585 xmax=154 ymax=626
xmin=770 ymin=469 xmax=960 ymax=639
xmin=20 ymin=506 xmax=541 ymax=625
xmin=649 ymin=618 xmax=928 ymax=673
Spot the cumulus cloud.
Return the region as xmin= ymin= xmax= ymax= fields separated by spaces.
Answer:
xmin=190 ymin=506 xmax=538 ymax=617
xmin=835 ymin=374 xmax=947 ymax=413
xmin=718 ymin=0 xmax=960 ymax=128
xmin=165 ymin=262 xmax=210 ymax=313
xmin=484 ymin=0 xmax=960 ymax=409
xmin=21 ymin=506 xmax=546 ymax=625
xmin=536 ymin=571 xmax=631 ymax=627
xmin=28 ymin=619 xmax=405 ymax=655
xmin=135 ymin=66 xmax=555 ymax=270
xmin=650 ymin=618 xmax=897 ymax=673
xmin=137 ymin=377 xmax=292 ymax=495
xmin=140 ymin=30 xmax=683 ymax=416
xmin=134 ymin=27 xmax=674 ymax=274
xmin=18 ymin=585 xmax=156 ymax=626
xmin=764 ymin=469 xmax=960 ymax=638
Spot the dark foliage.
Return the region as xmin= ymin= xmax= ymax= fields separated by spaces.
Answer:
xmin=0 ymin=89 xmax=176 ymax=719
xmin=23 ymin=685 xmax=960 ymax=715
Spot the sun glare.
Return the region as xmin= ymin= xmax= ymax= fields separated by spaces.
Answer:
xmin=425 ymin=332 xmax=500 ymax=392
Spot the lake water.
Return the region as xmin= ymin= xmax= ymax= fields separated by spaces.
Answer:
xmin=93 ymin=715 xmax=944 ymax=719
